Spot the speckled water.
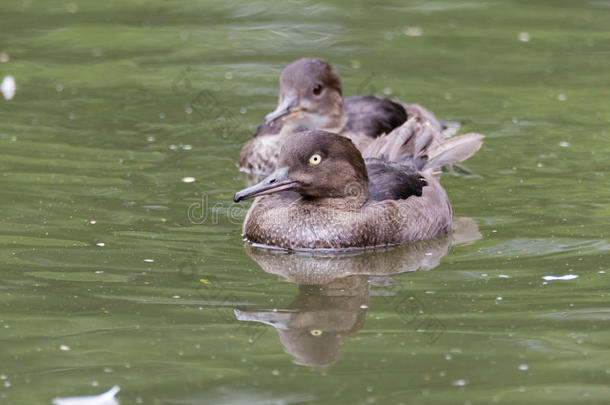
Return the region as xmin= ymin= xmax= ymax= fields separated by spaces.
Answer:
xmin=1 ymin=0 xmax=609 ymax=404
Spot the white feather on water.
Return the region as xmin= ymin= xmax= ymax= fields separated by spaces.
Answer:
xmin=1 ymin=75 xmax=16 ymax=100
xmin=52 ymin=386 xmax=120 ymax=405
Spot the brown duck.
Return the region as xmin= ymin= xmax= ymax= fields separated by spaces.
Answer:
xmin=239 ymin=57 xmax=454 ymax=174
xmin=234 ymin=120 xmax=483 ymax=250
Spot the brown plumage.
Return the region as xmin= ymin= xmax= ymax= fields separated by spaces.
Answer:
xmin=239 ymin=57 xmax=451 ymax=174
xmin=233 ymin=125 xmax=483 ymax=250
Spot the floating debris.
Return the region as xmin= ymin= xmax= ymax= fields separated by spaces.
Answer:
xmin=542 ymin=274 xmax=578 ymax=281
xmin=1 ymin=75 xmax=16 ymax=100
xmin=558 ymin=141 xmax=570 ymax=147
xmin=519 ymin=32 xmax=530 ymax=42
xmin=404 ymin=26 xmax=423 ymax=37
xmin=52 ymin=386 xmax=120 ymax=405
xmin=181 ymin=177 xmax=196 ymax=183
xmin=452 ymin=379 xmax=468 ymax=387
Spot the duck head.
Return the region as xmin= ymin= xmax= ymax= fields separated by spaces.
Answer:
xmin=234 ymin=131 xmax=369 ymax=204
xmin=265 ymin=58 xmax=346 ymax=133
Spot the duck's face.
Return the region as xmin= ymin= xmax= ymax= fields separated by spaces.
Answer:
xmin=265 ymin=58 xmax=344 ymax=131
xmin=234 ymin=131 xmax=368 ymax=202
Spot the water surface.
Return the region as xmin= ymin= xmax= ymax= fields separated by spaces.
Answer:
xmin=1 ymin=0 xmax=609 ymax=404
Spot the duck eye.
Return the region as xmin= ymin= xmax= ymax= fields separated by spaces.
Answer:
xmin=308 ymin=153 xmax=322 ymax=165
xmin=312 ymin=84 xmax=323 ymax=96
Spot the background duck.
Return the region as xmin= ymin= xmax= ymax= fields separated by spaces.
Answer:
xmin=234 ymin=122 xmax=484 ymax=250
xmin=239 ymin=57 xmax=456 ymax=174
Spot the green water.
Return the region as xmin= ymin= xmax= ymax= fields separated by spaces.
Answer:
xmin=1 ymin=0 xmax=609 ymax=404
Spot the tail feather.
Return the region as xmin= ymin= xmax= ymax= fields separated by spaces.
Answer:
xmin=362 ymin=117 xmax=484 ymax=172
xmin=363 ymin=118 xmax=436 ymax=161
xmin=422 ymin=133 xmax=484 ymax=172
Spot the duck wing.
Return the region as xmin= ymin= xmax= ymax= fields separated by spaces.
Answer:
xmin=366 ymin=158 xmax=427 ymax=201
xmin=344 ymin=96 xmax=407 ymax=139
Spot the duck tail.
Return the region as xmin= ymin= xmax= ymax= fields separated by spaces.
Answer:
xmin=362 ymin=117 xmax=484 ymax=171
xmin=362 ymin=118 xmax=438 ymax=161
xmin=422 ymin=132 xmax=484 ymax=172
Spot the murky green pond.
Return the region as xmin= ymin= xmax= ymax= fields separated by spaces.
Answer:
xmin=1 ymin=0 xmax=609 ymax=404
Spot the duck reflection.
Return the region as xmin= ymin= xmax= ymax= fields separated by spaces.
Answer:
xmin=235 ymin=218 xmax=481 ymax=367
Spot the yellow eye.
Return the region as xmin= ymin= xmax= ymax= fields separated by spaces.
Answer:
xmin=309 ymin=153 xmax=322 ymax=165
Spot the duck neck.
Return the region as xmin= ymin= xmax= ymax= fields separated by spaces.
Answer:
xmin=305 ymin=180 xmax=369 ymax=211
xmin=323 ymin=106 xmax=347 ymax=134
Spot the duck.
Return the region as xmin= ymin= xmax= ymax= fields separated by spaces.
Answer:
xmin=239 ymin=57 xmax=453 ymax=174
xmin=233 ymin=120 xmax=484 ymax=250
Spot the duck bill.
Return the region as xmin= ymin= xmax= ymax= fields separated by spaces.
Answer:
xmin=264 ymin=95 xmax=302 ymax=124
xmin=234 ymin=167 xmax=297 ymax=202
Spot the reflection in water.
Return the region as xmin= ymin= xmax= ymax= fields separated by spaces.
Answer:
xmin=235 ymin=218 xmax=481 ymax=367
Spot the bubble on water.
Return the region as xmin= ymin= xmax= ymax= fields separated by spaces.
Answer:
xmin=518 ymin=363 xmax=529 ymax=371
xmin=1 ymin=75 xmax=16 ymax=100
xmin=452 ymin=379 xmax=468 ymax=386
xmin=558 ymin=141 xmax=570 ymax=147
xmin=92 ymin=48 xmax=104 ymax=57
xmin=159 ymin=112 xmax=166 ymax=119
xmin=147 ymin=136 xmax=155 ymax=142
xmin=0 ymin=53 xmax=9 ymax=63
xmin=185 ymin=107 xmax=193 ymax=114
xmin=56 ymin=83 xmax=64 ymax=92
xmin=182 ymin=144 xmax=192 ymax=150
xmin=96 ymin=242 xmax=106 ymax=247
xmin=182 ymin=177 xmax=196 ymax=183
xmin=495 ymin=296 xmax=503 ymax=301
xmin=519 ymin=32 xmax=530 ymax=42
xmin=66 ymin=2 xmax=78 ymax=13
xmin=271 ymin=369 xmax=280 ymax=376
xmin=169 ymin=144 xmax=178 ymax=151
xmin=404 ymin=26 xmax=423 ymax=37
xmin=143 ymin=258 xmax=154 ymax=263
xmin=557 ymin=93 xmax=566 ymax=101
xmin=59 ymin=345 xmax=71 ymax=351
xmin=225 ymin=72 xmax=233 ymax=80
xmin=89 ymin=220 xmax=96 ymax=224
